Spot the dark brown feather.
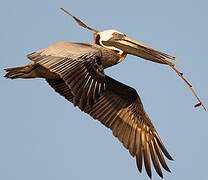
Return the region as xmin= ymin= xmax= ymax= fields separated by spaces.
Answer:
xmin=46 ymin=79 xmax=73 ymax=102
xmin=136 ymin=128 xmax=143 ymax=172
xmin=45 ymin=75 xmax=172 ymax=178
xmin=153 ymin=138 xmax=171 ymax=172
xmin=28 ymin=49 xmax=105 ymax=109
xmin=142 ymin=127 xmax=152 ymax=178
xmin=149 ymin=140 xmax=163 ymax=178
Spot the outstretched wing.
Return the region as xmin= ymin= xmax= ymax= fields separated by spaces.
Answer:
xmin=46 ymin=76 xmax=173 ymax=178
xmin=28 ymin=42 xmax=105 ymax=110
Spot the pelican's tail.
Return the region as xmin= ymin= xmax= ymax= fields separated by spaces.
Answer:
xmin=4 ymin=65 xmax=31 ymax=79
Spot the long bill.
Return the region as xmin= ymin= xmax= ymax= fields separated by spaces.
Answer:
xmin=102 ymin=35 xmax=177 ymax=66
xmin=102 ymin=35 xmax=206 ymax=111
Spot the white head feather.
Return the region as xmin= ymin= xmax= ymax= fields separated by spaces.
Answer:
xmin=98 ymin=29 xmax=124 ymax=54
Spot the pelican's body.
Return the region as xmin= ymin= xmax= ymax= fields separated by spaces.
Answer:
xmin=37 ymin=41 xmax=126 ymax=69
xmin=13 ymin=42 xmax=125 ymax=80
xmin=5 ymin=28 xmax=177 ymax=178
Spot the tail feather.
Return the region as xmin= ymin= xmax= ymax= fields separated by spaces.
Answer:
xmin=4 ymin=63 xmax=59 ymax=79
xmin=4 ymin=66 xmax=28 ymax=79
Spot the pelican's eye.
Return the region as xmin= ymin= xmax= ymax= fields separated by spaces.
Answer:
xmin=112 ymin=32 xmax=120 ymax=36
xmin=112 ymin=32 xmax=123 ymax=36
xmin=112 ymin=32 xmax=124 ymax=39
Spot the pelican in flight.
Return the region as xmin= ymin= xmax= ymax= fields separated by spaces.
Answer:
xmin=4 ymin=8 xmax=205 ymax=178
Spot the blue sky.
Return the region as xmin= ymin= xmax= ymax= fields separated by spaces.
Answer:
xmin=1 ymin=0 xmax=208 ymax=179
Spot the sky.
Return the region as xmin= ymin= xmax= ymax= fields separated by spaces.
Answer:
xmin=1 ymin=0 xmax=208 ymax=180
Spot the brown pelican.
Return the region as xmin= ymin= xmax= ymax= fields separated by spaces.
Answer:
xmin=4 ymin=8 xmax=205 ymax=178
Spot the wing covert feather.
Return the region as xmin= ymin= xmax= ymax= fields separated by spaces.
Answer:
xmin=28 ymin=42 xmax=106 ymax=110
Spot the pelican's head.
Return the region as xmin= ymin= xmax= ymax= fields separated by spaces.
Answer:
xmin=94 ymin=29 xmax=177 ymax=65
xmin=95 ymin=30 xmax=125 ymax=55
